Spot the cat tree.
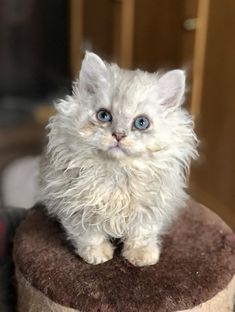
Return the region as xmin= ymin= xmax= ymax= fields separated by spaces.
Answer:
xmin=13 ymin=200 xmax=235 ymax=311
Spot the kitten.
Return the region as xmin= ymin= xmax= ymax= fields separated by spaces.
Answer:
xmin=39 ymin=52 xmax=198 ymax=266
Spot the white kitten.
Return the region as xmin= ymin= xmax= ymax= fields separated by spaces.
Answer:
xmin=39 ymin=52 xmax=198 ymax=266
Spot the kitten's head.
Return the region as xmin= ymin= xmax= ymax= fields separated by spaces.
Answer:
xmin=55 ymin=52 xmax=194 ymax=162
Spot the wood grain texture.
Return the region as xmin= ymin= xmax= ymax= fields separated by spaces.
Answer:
xmin=83 ymin=0 xmax=114 ymax=61
xmin=113 ymin=0 xmax=135 ymax=68
xmin=70 ymin=0 xmax=83 ymax=78
xmin=191 ymin=0 xmax=210 ymax=117
xmin=191 ymin=0 xmax=235 ymax=229
xmin=133 ymin=0 xmax=184 ymax=71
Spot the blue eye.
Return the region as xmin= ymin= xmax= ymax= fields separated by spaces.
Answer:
xmin=97 ymin=109 xmax=112 ymax=122
xmin=133 ymin=116 xmax=150 ymax=130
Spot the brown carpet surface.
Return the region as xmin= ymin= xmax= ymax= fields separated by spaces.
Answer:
xmin=14 ymin=200 xmax=235 ymax=312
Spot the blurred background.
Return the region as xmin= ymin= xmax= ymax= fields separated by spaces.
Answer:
xmin=0 ymin=0 xmax=234 ymax=229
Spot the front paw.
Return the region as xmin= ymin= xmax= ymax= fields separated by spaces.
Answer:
xmin=78 ymin=241 xmax=114 ymax=265
xmin=123 ymin=245 xmax=160 ymax=267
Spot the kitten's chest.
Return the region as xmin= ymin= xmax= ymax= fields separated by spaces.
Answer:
xmin=78 ymin=163 xmax=158 ymax=208
xmin=70 ymin=162 xmax=161 ymax=236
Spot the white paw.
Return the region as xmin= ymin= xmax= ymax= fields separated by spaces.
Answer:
xmin=123 ymin=245 xmax=160 ymax=267
xmin=78 ymin=241 xmax=114 ymax=265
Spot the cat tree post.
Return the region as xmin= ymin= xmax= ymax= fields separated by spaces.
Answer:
xmin=13 ymin=200 xmax=235 ymax=311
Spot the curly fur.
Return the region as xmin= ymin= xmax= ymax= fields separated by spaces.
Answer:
xmin=39 ymin=52 xmax=198 ymax=266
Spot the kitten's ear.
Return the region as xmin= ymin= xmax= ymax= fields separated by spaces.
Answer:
xmin=158 ymin=70 xmax=186 ymax=110
xmin=79 ymin=51 xmax=108 ymax=94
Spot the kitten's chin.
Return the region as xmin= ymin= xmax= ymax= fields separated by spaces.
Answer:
xmin=96 ymin=144 xmax=140 ymax=160
xmin=106 ymin=146 xmax=128 ymax=159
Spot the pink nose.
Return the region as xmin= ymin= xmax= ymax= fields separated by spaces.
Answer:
xmin=112 ymin=132 xmax=126 ymax=142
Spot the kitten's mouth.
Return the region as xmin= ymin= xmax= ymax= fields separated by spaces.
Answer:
xmin=108 ymin=143 xmax=127 ymax=155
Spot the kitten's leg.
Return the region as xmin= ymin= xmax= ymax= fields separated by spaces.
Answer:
xmin=67 ymin=225 xmax=114 ymax=265
xmin=122 ymin=226 xmax=161 ymax=267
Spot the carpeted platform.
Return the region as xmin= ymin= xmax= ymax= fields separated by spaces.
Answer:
xmin=13 ymin=200 xmax=235 ymax=311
